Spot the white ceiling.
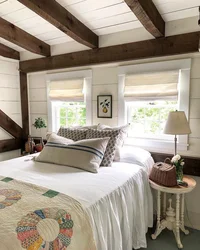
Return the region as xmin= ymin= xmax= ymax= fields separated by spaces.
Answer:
xmin=0 ymin=0 xmax=199 ymax=52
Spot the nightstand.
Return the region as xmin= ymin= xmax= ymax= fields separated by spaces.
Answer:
xmin=150 ymin=176 xmax=196 ymax=249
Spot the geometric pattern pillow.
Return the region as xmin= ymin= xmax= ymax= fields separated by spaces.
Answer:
xmin=86 ymin=129 xmax=121 ymax=167
xmin=97 ymin=124 xmax=129 ymax=161
xmin=57 ymin=127 xmax=88 ymax=141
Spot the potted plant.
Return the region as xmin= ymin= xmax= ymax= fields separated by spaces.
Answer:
xmin=33 ymin=117 xmax=47 ymax=152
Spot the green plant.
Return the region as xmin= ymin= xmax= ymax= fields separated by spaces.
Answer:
xmin=33 ymin=117 xmax=47 ymax=129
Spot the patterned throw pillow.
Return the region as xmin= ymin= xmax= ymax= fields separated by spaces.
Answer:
xmin=86 ymin=129 xmax=121 ymax=167
xmin=57 ymin=127 xmax=88 ymax=141
xmin=97 ymin=124 xmax=129 ymax=161
xmin=35 ymin=133 xmax=110 ymax=173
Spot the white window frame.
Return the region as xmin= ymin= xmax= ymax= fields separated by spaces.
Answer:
xmin=118 ymin=59 xmax=191 ymax=152
xmin=46 ymin=70 xmax=92 ymax=132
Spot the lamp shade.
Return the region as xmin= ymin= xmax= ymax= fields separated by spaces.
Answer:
xmin=164 ymin=111 xmax=191 ymax=135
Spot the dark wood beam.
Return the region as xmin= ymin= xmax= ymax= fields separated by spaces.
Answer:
xmin=20 ymin=72 xmax=29 ymax=139
xmin=0 ymin=43 xmax=20 ymax=60
xmin=0 ymin=17 xmax=50 ymax=56
xmin=124 ymin=0 xmax=165 ymax=38
xmin=151 ymin=152 xmax=200 ymax=177
xmin=0 ymin=139 xmax=22 ymax=153
xmin=0 ymin=110 xmax=23 ymax=139
xmin=17 ymin=0 xmax=98 ymax=49
xmin=20 ymin=32 xmax=200 ymax=73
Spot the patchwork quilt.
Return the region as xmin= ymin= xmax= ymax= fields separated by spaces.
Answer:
xmin=0 ymin=176 xmax=96 ymax=250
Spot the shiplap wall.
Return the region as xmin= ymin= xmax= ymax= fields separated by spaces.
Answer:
xmin=0 ymin=58 xmax=21 ymax=160
xmin=28 ymin=56 xmax=200 ymax=157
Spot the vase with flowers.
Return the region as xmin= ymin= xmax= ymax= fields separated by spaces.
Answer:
xmin=33 ymin=117 xmax=47 ymax=151
xmin=171 ymin=154 xmax=185 ymax=182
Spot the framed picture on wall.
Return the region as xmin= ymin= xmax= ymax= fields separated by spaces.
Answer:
xmin=97 ymin=95 xmax=112 ymax=118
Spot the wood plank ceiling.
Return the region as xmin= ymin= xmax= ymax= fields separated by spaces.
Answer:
xmin=0 ymin=0 xmax=199 ymax=54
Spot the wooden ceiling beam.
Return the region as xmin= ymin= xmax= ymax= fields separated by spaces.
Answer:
xmin=0 ymin=110 xmax=23 ymax=139
xmin=17 ymin=0 xmax=98 ymax=49
xmin=0 ymin=43 xmax=20 ymax=60
xmin=0 ymin=139 xmax=22 ymax=153
xmin=124 ymin=0 xmax=165 ymax=38
xmin=0 ymin=17 xmax=50 ymax=56
xmin=20 ymin=32 xmax=200 ymax=73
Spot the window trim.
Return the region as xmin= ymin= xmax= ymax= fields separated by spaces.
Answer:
xmin=46 ymin=70 xmax=92 ymax=132
xmin=118 ymin=59 xmax=191 ymax=152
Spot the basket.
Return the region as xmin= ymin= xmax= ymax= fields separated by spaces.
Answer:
xmin=149 ymin=158 xmax=177 ymax=187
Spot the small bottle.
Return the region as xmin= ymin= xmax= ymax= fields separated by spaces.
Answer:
xmin=25 ymin=135 xmax=32 ymax=153
xmin=30 ymin=138 xmax=35 ymax=153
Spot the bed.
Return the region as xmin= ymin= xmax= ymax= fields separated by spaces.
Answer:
xmin=0 ymin=146 xmax=153 ymax=250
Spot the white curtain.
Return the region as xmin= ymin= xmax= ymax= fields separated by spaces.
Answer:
xmin=124 ymin=70 xmax=179 ymax=101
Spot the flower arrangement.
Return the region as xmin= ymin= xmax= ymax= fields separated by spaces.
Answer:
xmin=171 ymin=154 xmax=185 ymax=181
xmin=32 ymin=117 xmax=47 ymax=151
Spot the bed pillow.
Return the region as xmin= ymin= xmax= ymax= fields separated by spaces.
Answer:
xmin=57 ymin=127 xmax=88 ymax=141
xmin=46 ymin=132 xmax=74 ymax=143
xmin=86 ymin=129 xmax=121 ymax=167
xmin=35 ymin=133 xmax=109 ymax=173
xmin=97 ymin=124 xmax=129 ymax=161
xmin=74 ymin=125 xmax=98 ymax=129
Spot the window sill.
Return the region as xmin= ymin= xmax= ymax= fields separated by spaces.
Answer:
xmin=124 ymin=137 xmax=188 ymax=153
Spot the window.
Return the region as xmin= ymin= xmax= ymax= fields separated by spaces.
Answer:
xmin=127 ymin=100 xmax=177 ymax=140
xmin=118 ymin=59 xmax=191 ymax=151
xmin=46 ymin=70 xmax=92 ymax=132
xmin=52 ymin=102 xmax=86 ymax=132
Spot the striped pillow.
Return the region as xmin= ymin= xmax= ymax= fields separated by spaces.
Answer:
xmin=35 ymin=133 xmax=109 ymax=173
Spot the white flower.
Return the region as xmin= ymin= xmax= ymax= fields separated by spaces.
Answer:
xmin=171 ymin=154 xmax=181 ymax=163
xmin=181 ymin=162 xmax=185 ymax=166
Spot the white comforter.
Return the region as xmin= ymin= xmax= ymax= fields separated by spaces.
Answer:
xmin=0 ymin=148 xmax=154 ymax=250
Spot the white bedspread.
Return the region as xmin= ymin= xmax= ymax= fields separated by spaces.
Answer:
xmin=0 ymin=152 xmax=153 ymax=250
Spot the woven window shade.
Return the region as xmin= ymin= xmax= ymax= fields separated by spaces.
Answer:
xmin=124 ymin=71 xmax=179 ymax=101
xmin=49 ymin=78 xmax=84 ymax=101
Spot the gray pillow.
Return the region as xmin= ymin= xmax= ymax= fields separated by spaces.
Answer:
xmin=86 ymin=129 xmax=121 ymax=167
xmin=35 ymin=133 xmax=109 ymax=173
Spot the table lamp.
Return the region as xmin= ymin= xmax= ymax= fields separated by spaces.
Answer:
xmin=163 ymin=111 xmax=191 ymax=155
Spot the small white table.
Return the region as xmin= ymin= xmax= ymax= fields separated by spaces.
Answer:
xmin=150 ymin=176 xmax=196 ymax=249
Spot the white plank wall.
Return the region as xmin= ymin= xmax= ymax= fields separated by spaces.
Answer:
xmin=0 ymin=58 xmax=21 ymax=160
xmin=92 ymin=67 xmax=118 ymax=126
xmin=28 ymin=74 xmax=48 ymax=138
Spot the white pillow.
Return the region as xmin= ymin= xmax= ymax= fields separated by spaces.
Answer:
xmin=35 ymin=133 xmax=109 ymax=173
xmin=46 ymin=132 xmax=73 ymax=143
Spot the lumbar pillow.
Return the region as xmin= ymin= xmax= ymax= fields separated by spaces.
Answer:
xmin=57 ymin=127 xmax=88 ymax=141
xmin=35 ymin=133 xmax=109 ymax=173
xmin=86 ymin=129 xmax=121 ymax=167
xmin=97 ymin=124 xmax=129 ymax=161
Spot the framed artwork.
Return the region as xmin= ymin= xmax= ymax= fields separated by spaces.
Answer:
xmin=97 ymin=95 xmax=112 ymax=118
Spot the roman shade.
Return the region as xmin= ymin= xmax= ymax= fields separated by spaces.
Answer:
xmin=49 ymin=78 xmax=84 ymax=101
xmin=124 ymin=70 xmax=179 ymax=101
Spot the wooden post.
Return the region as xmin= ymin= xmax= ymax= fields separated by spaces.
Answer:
xmin=20 ymin=72 xmax=29 ymax=139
